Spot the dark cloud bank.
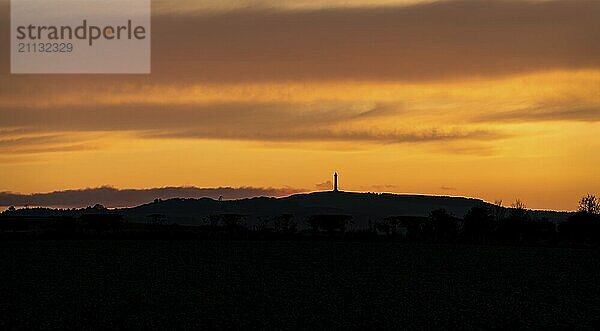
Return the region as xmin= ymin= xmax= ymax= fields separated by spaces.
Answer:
xmin=152 ymin=0 xmax=600 ymax=82
xmin=0 ymin=186 xmax=305 ymax=208
xmin=1 ymin=0 xmax=599 ymax=80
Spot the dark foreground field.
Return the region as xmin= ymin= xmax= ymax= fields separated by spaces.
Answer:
xmin=1 ymin=241 xmax=599 ymax=330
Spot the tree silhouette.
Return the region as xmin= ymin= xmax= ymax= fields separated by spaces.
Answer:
xmin=147 ymin=213 xmax=166 ymax=225
xmin=493 ymin=199 xmax=530 ymax=243
xmin=462 ymin=204 xmax=495 ymax=243
xmin=308 ymin=215 xmax=350 ymax=235
xmin=255 ymin=214 xmax=297 ymax=234
xmin=511 ymin=199 xmax=526 ymax=210
xmin=376 ymin=216 xmax=403 ymax=236
xmin=492 ymin=200 xmax=506 ymax=221
xmin=509 ymin=198 xmax=528 ymax=222
xmin=578 ymin=194 xmax=600 ymax=215
xmin=427 ymin=208 xmax=458 ymax=242
xmin=274 ymin=214 xmax=297 ymax=234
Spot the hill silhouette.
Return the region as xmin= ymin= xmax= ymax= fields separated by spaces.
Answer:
xmin=115 ymin=191 xmax=568 ymax=226
xmin=2 ymin=190 xmax=570 ymax=228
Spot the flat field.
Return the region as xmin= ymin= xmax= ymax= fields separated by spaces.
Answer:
xmin=1 ymin=241 xmax=599 ymax=329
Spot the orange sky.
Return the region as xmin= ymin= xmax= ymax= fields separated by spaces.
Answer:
xmin=0 ymin=0 xmax=599 ymax=210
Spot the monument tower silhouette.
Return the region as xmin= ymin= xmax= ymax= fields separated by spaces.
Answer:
xmin=333 ymin=172 xmax=339 ymax=192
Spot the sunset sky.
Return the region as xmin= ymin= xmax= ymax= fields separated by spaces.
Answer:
xmin=1 ymin=0 xmax=599 ymax=210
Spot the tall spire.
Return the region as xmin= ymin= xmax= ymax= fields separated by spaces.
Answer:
xmin=334 ymin=172 xmax=338 ymax=192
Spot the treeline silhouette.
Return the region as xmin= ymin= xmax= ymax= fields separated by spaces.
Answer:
xmin=1 ymin=195 xmax=599 ymax=247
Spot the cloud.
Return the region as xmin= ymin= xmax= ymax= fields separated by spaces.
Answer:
xmin=0 ymin=186 xmax=306 ymax=208
xmin=145 ymin=127 xmax=504 ymax=144
xmin=475 ymin=104 xmax=600 ymax=123
xmin=149 ymin=0 xmax=600 ymax=82
xmin=0 ymin=134 xmax=99 ymax=154
xmin=1 ymin=0 xmax=599 ymax=81
xmin=0 ymin=102 xmax=374 ymax=133
xmin=0 ymin=102 xmax=505 ymax=146
xmin=315 ymin=180 xmax=332 ymax=190
xmin=152 ymin=0 xmax=443 ymax=13
xmin=440 ymin=185 xmax=456 ymax=191
xmin=370 ymin=184 xmax=400 ymax=191
xmin=0 ymin=0 xmax=591 ymax=153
